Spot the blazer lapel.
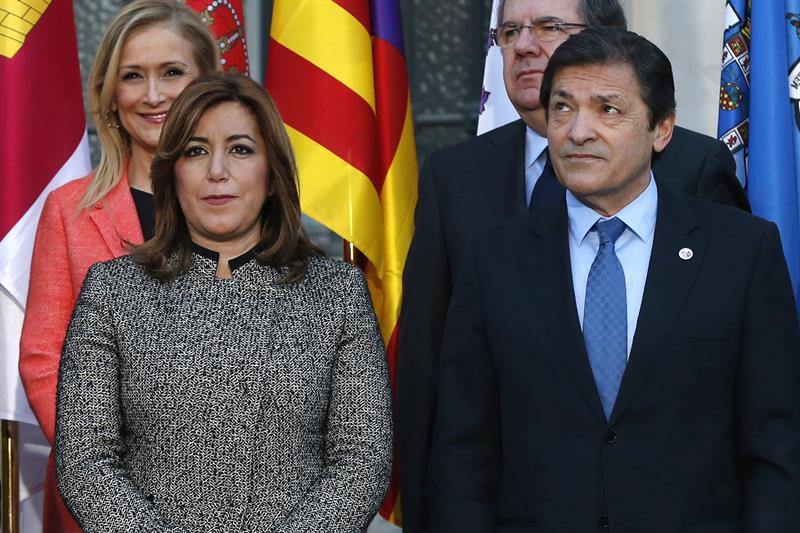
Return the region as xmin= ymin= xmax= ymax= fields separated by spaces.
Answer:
xmin=89 ymin=172 xmax=144 ymax=256
xmin=480 ymin=120 xmax=528 ymax=219
xmin=522 ymin=203 xmax=607 ymax=424
xmin=609 ymin=189 xmax=705 ymax=425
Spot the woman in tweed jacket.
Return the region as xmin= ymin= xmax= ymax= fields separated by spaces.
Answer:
xmin=54 ymin=74 xmax=392 ymax=532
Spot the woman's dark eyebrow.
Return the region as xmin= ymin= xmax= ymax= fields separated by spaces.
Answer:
xmin=227 ymin=134 xmax=256 ymax=142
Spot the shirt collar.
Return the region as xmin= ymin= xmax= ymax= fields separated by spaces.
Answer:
xmin=525 ymin=126 xmax=549 ymax=170
xmin=566 ymin=172 xmax=658 ymax=245
xmin=191 ymin=241 xmax=265 ymax=272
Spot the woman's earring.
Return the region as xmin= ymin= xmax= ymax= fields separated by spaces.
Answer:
xmin=104 ymin=109 xmax=120 ymax=129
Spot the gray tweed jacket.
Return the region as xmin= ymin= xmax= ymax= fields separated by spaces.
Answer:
xmin=54 ymin=251 xmax=392 ymax=532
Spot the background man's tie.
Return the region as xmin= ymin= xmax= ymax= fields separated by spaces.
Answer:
xmin=529 ymin=151 xmax=565 ymax=211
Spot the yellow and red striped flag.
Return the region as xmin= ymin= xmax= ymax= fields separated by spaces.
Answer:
xmin=266 ymin=0 xmax=418 ymax=524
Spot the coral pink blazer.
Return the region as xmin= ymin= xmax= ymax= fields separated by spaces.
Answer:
xmin=20 ymin=170 xmax=142 ymax=533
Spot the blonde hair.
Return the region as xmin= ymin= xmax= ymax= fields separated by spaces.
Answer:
xmin=81 ymin=0 xmax=220 ymax=209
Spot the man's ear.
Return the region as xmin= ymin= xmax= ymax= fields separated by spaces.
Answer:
xmin=652 ymin=111 xmax=676 ymax=154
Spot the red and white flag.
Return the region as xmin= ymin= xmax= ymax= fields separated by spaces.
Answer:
xmin=0 ymin=0 xmax=92 ymax=423
xmin=1 ymin=1 xmax=91 ymax=529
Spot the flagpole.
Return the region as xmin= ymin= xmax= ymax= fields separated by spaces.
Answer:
xmin=343 ymin=241 xmax=366 ymax=269
xmin=1 ymin=419 xmax=19 ymax=533
xmin=343 ymin=241 xmax=357 ymax=264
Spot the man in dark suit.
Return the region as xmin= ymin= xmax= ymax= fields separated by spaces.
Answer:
xmin=429 ymin=28 xmax=800 ymax=532
xmin=396 ymin=1 xmax=750 ymax=530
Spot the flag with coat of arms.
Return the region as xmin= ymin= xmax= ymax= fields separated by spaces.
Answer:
xmin=0 ymin=1 xmax=92 ymax=529
xmin=718 ymin=0 xmax=800 ymax=306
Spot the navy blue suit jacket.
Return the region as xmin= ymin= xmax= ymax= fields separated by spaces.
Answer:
xmin=396 ymin=119 xmax=750 ymax=532
xmin=429 ymin=188 xmax=800 ymax=533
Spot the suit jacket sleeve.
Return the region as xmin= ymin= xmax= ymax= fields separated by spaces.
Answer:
xmin=739 ymin=223 xmax=800 ymax=531
xmin=694 ymin=137 xmax=751 ymax=212
xmin=396 ymin=154 xmax=453 ymax=530
xmin=429 ymin=236 xmax=499 ymax=533
xmin=276 ymin=268 xmax=392 ymax=533
xmin=54 ymin=263 xmax=182 ymax=533
xmin=20 ymin=191 xmax=75 ymax=445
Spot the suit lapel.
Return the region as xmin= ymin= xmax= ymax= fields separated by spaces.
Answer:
xmin=609 ymin=189 xmax=705 ymax=424
xmin=522 ymin=204 xmax=607 ymax=424
xmin=480 ymin=120 xmax=528 ymax=219
xmin=89 ymin=172 xmax=144 ymax=256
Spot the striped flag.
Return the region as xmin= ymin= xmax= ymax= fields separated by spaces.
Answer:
xmin=718 ymin=0 xmax=800 ymax=305
xmin=186 ymin=0 xmax=250 ymax=75
xmin=266 ymin=0 xmax=418 ymax=524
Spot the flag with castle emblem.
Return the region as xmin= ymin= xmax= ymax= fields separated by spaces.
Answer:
xmin=266 ymin=0 xmax=418 ymax=525
xmin=0 ymin=0 xmax=92 ymax=423
xmin=718 ymin=0 xmax=800 ymax=306
xmin=1 ymin=1 xmax=92 ymax=530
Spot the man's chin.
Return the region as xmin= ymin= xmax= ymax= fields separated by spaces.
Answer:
xmin=508 ymin=90 xmax=542 ymax=114
xmin=511 ymin=97 xmax=544 ymax=115
xmin=513 ymin=103 xmax=547 ymax=134
xmin=557 ymin=172 xmax=608 ymax=194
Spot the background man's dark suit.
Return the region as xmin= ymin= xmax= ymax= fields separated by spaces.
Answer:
xmin=395 ymin=118 xmax=750 ymax=530
xmin=429 ymin=186 xmax=800 ymax=532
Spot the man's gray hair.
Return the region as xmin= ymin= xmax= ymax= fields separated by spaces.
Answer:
xmin=496 ymin=0 xmax=627 ymax=30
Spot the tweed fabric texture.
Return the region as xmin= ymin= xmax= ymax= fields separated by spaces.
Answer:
xmin=54 ymin=253 xmax=392 ymax=532
xmin=583 ymin=217 xmax=627 ymax=419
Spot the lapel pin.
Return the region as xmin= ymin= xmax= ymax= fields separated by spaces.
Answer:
xmin=678 ymin=247 xmax=694 ymax=260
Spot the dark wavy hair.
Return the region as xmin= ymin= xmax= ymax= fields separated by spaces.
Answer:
xmin=131 ymin=73 xmax=321 ymax=282
xmin=540 ymin=28 xmax=676 ymax=130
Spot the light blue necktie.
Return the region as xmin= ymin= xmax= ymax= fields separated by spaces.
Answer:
xmin=583 ymin=217 xmax=627 ymax=420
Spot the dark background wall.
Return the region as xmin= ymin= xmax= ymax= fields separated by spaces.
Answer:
xmin=400 ymin=0 xmax=494 ymax=163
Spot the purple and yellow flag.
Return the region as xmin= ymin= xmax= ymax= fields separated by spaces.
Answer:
xmin=266 ymin=0 xmax=418 ymax=523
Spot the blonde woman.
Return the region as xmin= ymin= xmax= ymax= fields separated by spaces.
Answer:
xmin=19 ymin=1 xmax=218 ymax=530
